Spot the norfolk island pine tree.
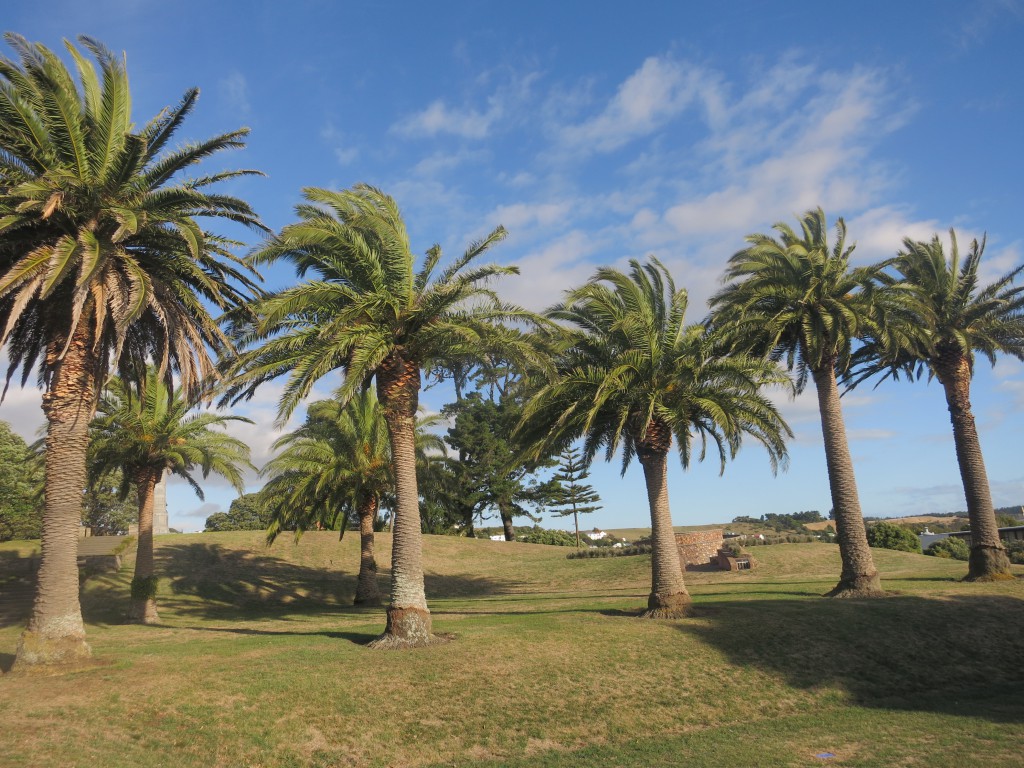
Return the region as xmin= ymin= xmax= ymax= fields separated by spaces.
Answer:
xmin=549 ymin=447 xmax=602 ymax=547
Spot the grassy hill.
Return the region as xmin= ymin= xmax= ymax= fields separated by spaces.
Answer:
xmin=1 ymin=532 xmax=1022 ymax=767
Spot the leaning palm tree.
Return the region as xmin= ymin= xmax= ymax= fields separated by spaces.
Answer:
xmin=848 ymin=232 xmax=1024 ymax=580
xmin=90 ymin=372 xmax=253 ymax=622
xmin=261 ymin=389 xmax=445 ymax=606
xmin=519 ymin=257 xmax=791 ymax=618
xmin=0 ymin=36 xmax=263 ymax=667
xmin=710 ymin=208 xmax=884 ymax=598
xmin=227 ymin=184 xmax=539 ymax=646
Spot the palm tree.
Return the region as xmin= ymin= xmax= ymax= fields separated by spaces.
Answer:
xmin=90 ymin=372 xmax=253 ymax=622
xmin=0 ymin=36 xmax=262 ymax=667
xmin=848 ymin=232 xmax=1024 ymax=580
xmin=261 ymin=389 xmax=446 ymax=606
xmin=519 ymin=258 xmax=791 ymax=617
xmin=709 ymin=208 xmax=884 ymax=598
xmin=227 ymin=184 xmax=538 ymax=646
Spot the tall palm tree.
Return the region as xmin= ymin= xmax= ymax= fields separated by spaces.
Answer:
xmin=261 ymin=389 xmax=445 ymax=606
xmin=227 ymin=184 xmax=539 ymax=646
xmin=519 ymin=258 xmax=791 ymax=618
xmin=848 ymin=232 xmax=1024 ymax=580
xmin=710 ymin=208 xmax=884 ymax=598
xmin=0 ymin=36 xmax=262 ymax=667
xmin=90 ymin=372 xmax=253 ymax=622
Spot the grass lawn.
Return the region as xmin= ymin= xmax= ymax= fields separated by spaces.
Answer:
xmin=1 ymin=532 xmax=1022 ymax=767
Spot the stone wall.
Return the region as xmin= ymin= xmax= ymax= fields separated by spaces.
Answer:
xmin=675 ymin=529 xmax=724 ymax=566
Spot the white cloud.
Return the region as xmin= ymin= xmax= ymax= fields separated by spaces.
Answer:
xmin=396 ymin=99 xmax=494 ymax=139
xmin=499 ymin=229 xmax=608 ymax=311
xmin=560 ymin=56 xmax=723 ymax=152
xmin=412 ymin=148 xmax=490 ymax=176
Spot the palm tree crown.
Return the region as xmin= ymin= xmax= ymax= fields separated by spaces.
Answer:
xmin=228 ymin=184 xmax=537 ymax=419
xmin=90 ymin=373 xmax=253 ymax=499
xmin=0 ymin=34 xmax=264 ymax=397
xmin=709 ymin=207 xmax=879 ymax=390
xmin=521 ymin=257 xmax=791 ymax=474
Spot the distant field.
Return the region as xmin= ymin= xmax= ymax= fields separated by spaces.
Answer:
xmin=1 ymin=532 xmax=1022 ymax=767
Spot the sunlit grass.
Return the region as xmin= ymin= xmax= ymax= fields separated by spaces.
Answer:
xmin=1 ymin=533 xmax=1022 ymax=767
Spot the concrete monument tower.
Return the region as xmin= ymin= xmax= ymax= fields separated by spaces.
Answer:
xmin=152 ymin=470 xmax=170 ymax=535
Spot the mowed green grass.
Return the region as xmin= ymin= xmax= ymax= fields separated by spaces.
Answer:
xmin=1 ymin=532 xmax=1022 ymax=768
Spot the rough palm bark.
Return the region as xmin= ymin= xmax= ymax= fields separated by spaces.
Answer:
xmin=14 ymin=328 xmax=97 ymax=668
xmin=637 ymin=419 xmax=691 ymax=618
xmin=371 ymin=353 xmax=434 ymax=647
xmin=128 ymin=467 xmax=160 ymax=624
xmin=355 ymin=495 xmax=382 ymax=605
xmin=935 ymin=350 xmax=1012 ymax=580
xmin=813 ymin=364 xmax=883 ymax=598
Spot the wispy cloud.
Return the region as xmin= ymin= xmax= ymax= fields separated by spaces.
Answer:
xmin=219 ymin=71 xmax=251 ymax=115
xmin=560 ymin=56 xmax=723 ymax=153
xmin=392 ymin=71 xmax=539 ymax=140
xmin=321 ymin=123 xmax=359 ymax=166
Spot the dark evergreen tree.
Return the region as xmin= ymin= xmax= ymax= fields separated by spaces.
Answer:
xmin=443 ymin=393 xmax=559 ymax=541
xmin=549 ymin=448 xmax=602 ymax=547
xmin=0 ymin=421 xmax=43 ymax=541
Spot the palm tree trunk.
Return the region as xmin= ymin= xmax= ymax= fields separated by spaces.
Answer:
xmin=636 ymin=419 xmax=691 ymax=618
xmin=354 ymin=494 xmax=382 ymax=605
xmin=812 ymin=364 xmax=883 ymax=598
xmin=936 ymin=352 xmax=1011 ymax=580
xmin=128 ymin=467 xmax=160 ymax=624
xmin=372 ymin=353 xmax=433 ymax=647
xmin=14 ymin=328 xmax=98 ymax=669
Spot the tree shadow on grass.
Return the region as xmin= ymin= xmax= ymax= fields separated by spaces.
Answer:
xmin=679 ymin=594 xmax=1024 ymax=723
xmin=111 ymin=542 xmax=519 ymax=622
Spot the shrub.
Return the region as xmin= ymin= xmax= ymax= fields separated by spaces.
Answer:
xmin=925 ymin=536 xmax=970 ymax=561
xmin=866 ymin=521 xmax=921 ymax=553
xmin=720 ymin=541 xmax=745 ymax=557
xmin=517 ymin=527 xmax=579 ymax=547
xmin=742 ymin=534 xmax=817 ymax=546
xmin=566 ymin=544 xmax=652 ymax=560
xmin=1004 ymin=540 xmax=1024 ymax=565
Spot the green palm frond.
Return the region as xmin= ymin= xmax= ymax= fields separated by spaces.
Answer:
xmin=89 ymin=369 xmax=254 ymax=499
xmin=518 ymin=257 xmax=791 ymax=476
xmin=225 ymin=183 xmax=543 ymax=422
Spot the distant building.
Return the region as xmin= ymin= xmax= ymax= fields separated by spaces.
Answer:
xmin=489 ymin=535 xmax=505 ymax=541
xmin=586 ymin=529 xmax=607 ymax=541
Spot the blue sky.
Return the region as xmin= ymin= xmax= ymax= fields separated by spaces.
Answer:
xmin=3 ymin=1 xmax=1023 ymax=533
